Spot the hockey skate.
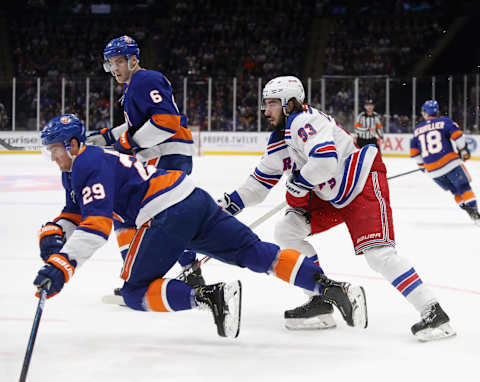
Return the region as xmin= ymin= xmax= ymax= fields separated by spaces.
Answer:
xmin=314 ymin=273 xmax=368 ymax=328
xmin=284 ymin=295 xmax=336 ymax=330
xmin=411 ymin=302 xmax=456 ymax=342
xmin=195 ymin=281 xmax=242 ymax=338
xmin=464 ymin=206 xmax=480 ymax=226
xmin=181 ymin=262 xmax=206 ymax=289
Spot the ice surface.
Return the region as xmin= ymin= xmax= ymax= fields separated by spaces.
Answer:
xmin=1 ymin=154 xmax=479 ymax=382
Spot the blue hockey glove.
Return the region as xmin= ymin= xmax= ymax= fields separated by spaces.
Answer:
xmin=38 ymin=222 xmax=66 ymax=262
xmin=114 ymin=130 xmax=140 ymax=155
xmin=217 ymin=191 xmax=244 ymax=216
xmin=34 ymin=253 xmax=77 ymax=298
xmin=86 ymin=127 xmax=116 ymax=146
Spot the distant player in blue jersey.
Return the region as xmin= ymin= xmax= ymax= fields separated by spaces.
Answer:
xmin=85 ymin=36 xmax=203 ymax=289
xmin=410 ymin=100 xmax=479 ymax=225
xmin=35 ymin=114 xmax=368 ymax=338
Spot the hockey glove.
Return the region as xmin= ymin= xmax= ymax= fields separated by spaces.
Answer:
xmin=217 ymin=191 xmax=245 ymax=216
xmin=33 ymin=253 xmax=77 ymax=298
xmin=38 ymin=222 xmax=66 ymax=262
xmin=459 ymin=145 xmax=471 ymax=161
xmin=285 ymin=172 xmax=313 ymax=208
xmin=114 ymin=130 xmax=140 ymax=155
xmin=86 ymin=127 xmax=116 ymax=146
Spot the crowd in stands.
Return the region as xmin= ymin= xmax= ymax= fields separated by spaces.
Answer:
xmin=2 ymin=0 xmax=477 ymax=133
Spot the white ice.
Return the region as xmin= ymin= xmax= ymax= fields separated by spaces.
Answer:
xmin=1 ymin=154 xmax=479 ymax=382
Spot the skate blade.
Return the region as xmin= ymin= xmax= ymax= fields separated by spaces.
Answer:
xmin=223 ymin=280 xmax=242 ymax=338
xmin=101 ymin=294 xmax=127 ymax=307
xmin=415 ymin=322 xmax=457 ymax=342
xmin=347 ymin=285 xmax=368 ymax=329
xmin=285 ymin=314 xmax=337 ymax=330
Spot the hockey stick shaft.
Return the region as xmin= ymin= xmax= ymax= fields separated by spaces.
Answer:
xmin=188 ymin=169 xmax=422 ymax=276
xmin=387 ymin=168 xmax=422 ymax=180
xmin=19 ymin=280 xmax=50 ymax=382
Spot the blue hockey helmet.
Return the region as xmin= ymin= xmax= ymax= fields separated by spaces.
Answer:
xmin=41 ymin=114 xmax=86 ymax=147
xmin=103 ymin=35 xmax=140 ymax=71
xmin=422 ymin=100 xmax=439 ymax=116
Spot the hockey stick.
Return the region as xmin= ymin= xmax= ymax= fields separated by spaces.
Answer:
xmin=19 ymin=279 xmax=51 ymax=382
xmin=101 ymin=201 xmax=288 ymax=306
xmin=103 ymin=167 xmax=424 ymax=306
xmin=386 ymin=168 xmax=422 ymax=180
xmin=186 ymin=167 xmax=423 ymax=278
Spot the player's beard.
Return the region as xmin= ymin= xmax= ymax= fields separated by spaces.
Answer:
xmin=269 ymin=116 xmax=286 ymax=137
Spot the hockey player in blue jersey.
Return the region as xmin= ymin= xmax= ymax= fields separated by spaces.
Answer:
xmin=85 ymin=35 xmax=203 ymax=289
xmin=34 ymin=114 xmax=368 ymax=338
xmin=410 ymin=100 xmax=479 ymax=225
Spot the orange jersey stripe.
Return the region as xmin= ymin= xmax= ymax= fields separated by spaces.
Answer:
xmin=375 ymin=123 xmax=382 ymax=129
xmin=410 ymin=148 xmax=420 ymax=157
xmin=54 ymin=212 xmax=82 ymax=225
xmin=274 ymin=249 xmax=302 ymax=283
xmin=146 ymin=157 xmax=160 ymax=167
xmin=116 ymin=228 xmax=136 ymax=248
xmin=143 ymin=170 xmax=184 ymax=202
xmin=152 ymin=114 xmax=193 ymax=141
xmin=145 ymin=278 xmax=171 ymax=312
xmin=424 ymin=152 xmax=459 ymax=172
xmin=354 ymin=123 xmax=362 ymax=128
xmin=121 ymin=222 xmax=150 ymax=281
xmin=451 ymin=130 xmax=463 ymax=140
xmin=80 ymin=216 xmax=113 ymax=237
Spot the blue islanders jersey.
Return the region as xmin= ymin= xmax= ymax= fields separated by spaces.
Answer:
xmin=56 ymin=145 xmax=195 ymax=267
xmin=123 ymin=69 xmax=194 ymax=159
xmin=410 ymin=116 xmax=464 ymax=178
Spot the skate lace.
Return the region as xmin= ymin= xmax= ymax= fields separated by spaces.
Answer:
xmin=421 ymin=304 xmax=437 ymax=323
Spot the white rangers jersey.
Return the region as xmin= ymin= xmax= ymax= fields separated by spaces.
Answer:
xmin=234 ymin=106 xmax=378 ymax=208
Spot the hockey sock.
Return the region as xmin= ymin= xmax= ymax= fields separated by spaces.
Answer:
xmin=122 ymin=278 xmax=196 ymax=312
xmin=269 ymin=249 xmax=323 ymax=294
xmin=364 ymin=246 xmax=437 ymax=312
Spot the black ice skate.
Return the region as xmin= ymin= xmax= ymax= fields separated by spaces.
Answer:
xmin=464 ymin=206 xmax=480 ymax=226
xmin=284 ymin=295 xmax=336 ymax=330
xmin=195 ymin=281 xmax=242 ymax=338
xmin=182 ymin=262 xmax=206 ymax=289
xmin=314 ymin=273 xmax=368 ymax=328
xmin=411 ymin=302 xmax=456 ymax=342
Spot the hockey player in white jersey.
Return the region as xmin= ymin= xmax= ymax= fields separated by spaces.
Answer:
xmin=217 ymin=76 xmax=455 ymax=341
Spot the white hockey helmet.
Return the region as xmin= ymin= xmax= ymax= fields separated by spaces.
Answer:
xmin=262 ymin=76 xmax=305 ymax=115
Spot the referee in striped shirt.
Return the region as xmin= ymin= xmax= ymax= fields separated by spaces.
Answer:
xmin=353 ymin=99 xmax=384 ymax=150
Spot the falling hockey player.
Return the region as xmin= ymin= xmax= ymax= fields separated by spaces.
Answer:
xmin=217 ymin=76 xmax=456 ymax=341
xmin=34 ymin=113 xmax=368 ymax=338
xmin=410 ymin=100 xmax=480 ymax=225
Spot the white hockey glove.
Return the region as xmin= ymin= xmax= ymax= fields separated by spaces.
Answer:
xmin=217 ymin=192 xmax=244 ymax=216
xmin=285 ymin=172 xmax=313 ymax=208
xmin=86 ymin=128 xmax=116 ymax=146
